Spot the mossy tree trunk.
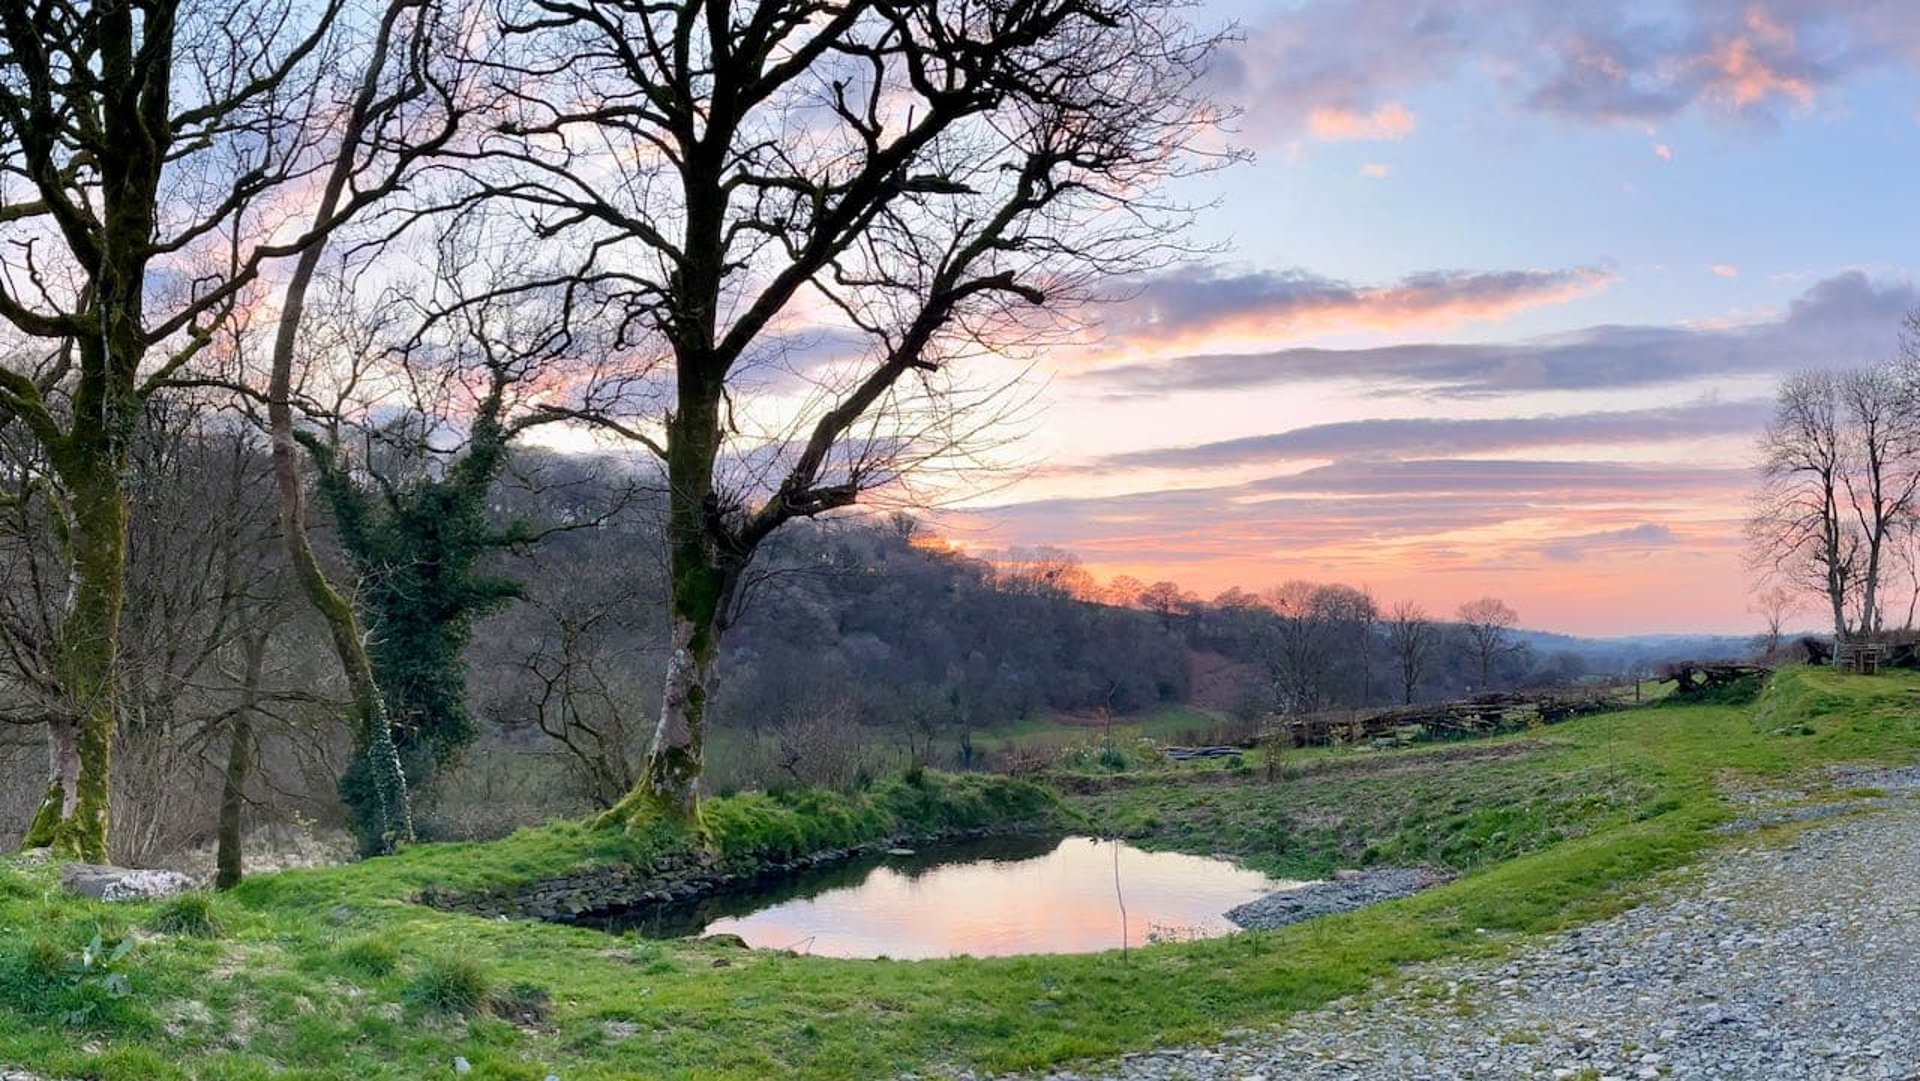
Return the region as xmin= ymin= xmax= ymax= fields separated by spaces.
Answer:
xmin=599 ymin=376 xmax=738 ymax=827
xmin=23 ymin=467 xmax=129 ymax=861
xmin=19 ymin=234 xmax=147 ymax=863
xmin=268 ymin=248 xmax=415 ymax=856
xmin=214 ymin=710 xmax=253 ymax=890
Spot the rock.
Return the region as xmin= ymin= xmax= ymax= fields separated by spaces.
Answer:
xmin=60 ymin=863 xmax=195 ymax=902
xmin=887 ymin=848 xmax=918 ymax=857
xmin=454 ymin=1056 xmax=472 ymax=1074
xmin=701 ymin=933 xmax=750 ymax=949
xmin=1225 ymin=868 xmax=1444 ymax=931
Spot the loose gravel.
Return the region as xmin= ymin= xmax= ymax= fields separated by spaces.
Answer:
xmin=989 ymin=796 xmax=1920 ymax=1081
xmin=1226 ymin=869 xmax=1447 ymax=931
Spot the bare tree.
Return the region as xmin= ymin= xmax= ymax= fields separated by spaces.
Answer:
xmin=0 ymin=393 xmax=329 ymax=872
xmin=1138 ymin=580 xmax=1193 ymax=632
xmin=1836 ymin=363 xmax=1920 ymax=636
xmin=1746 ymin=366 xmax=1920 ymax=643
xmin=252 ymin=0 xmax=477 ymax=853
xmin=1456 ymin=596 xmax=1519 ymax=689
xmin=480 ymin=0 xmax=1234 ymax=821
xmin=1754 ymin=371 xmax=1856 ymax=640
xmin=1385 ymin=600 xmax=1434 ymax=705
xmin=0 ymin=0 xmax=468 ymax=858
xmin=1748 ymin=585 xmax=1801 ymax=654
xmin=1348 ymin=586 xmax=1379 ymax=704
xmin=1258 ymin=581 xmax=1367 ymax=713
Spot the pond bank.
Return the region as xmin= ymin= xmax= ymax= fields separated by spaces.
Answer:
xmin=420 ymin=823 xmax=1056 ymax=925
xmin=413 ymin=772 xmax=1070 ymax=925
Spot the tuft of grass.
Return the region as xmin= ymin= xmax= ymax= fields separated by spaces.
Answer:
xmin=144 ymin=894 xmax=222 ymax=940
xmin=401 ymin=955 xmax=494 ymax=1015
xmin=334 ymin=936 xmax=400 ymax=977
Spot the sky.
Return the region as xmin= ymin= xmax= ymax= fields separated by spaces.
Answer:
xmin=935 ymin=0 xmax=1920 ymax=637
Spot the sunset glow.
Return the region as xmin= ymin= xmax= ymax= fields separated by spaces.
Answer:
xmin=920 ymin=1 xmax=1920 ymax=636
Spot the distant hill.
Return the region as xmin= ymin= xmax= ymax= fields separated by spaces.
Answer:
xmin=1512 ymin=630 xmax=1755 ymax=673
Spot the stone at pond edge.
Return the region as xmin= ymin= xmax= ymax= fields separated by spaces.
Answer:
xmin=701 ymin=933 xmax=750 ymax=949
xmin=1225 ymin=867 xmax=1446 ymax=931
xmin=60 ymin=863 xmax=196 ymax=902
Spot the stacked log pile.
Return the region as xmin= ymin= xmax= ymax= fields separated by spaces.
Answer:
xmin=1663 ymin=661 xmax=1771 ymax=697
xmin=1163 ymin=745 xmax=1246 ymax=761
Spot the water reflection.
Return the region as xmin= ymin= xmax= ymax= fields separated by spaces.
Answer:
xmin=605 ymin=835 xmax=1302 ymax=959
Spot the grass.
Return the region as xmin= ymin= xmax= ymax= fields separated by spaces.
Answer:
xmin=402 ymin=955 xmax=497 ymax=1015
xmin=972 ymin=705 xmax=1234 ymax=757
xmin=143 ymin=893 xmax=223 ymax=940
xmin=0 ymin=667 xmax=1915 ymax=1080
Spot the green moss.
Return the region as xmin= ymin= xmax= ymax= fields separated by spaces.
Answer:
xmin=19 ymin=780 xmax=62 ymax=851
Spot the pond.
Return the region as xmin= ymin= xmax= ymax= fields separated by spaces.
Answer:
xmin=599 ymin=834 xmax=1307 ymax=959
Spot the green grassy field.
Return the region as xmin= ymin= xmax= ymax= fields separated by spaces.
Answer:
xmin=1 ymin=668 xmax=1914 ymax=1080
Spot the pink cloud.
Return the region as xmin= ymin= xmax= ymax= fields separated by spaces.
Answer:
xmin=1712 ymin=264 xmax=1741 ymax=278
xmin=1308 ymin=102 xmax=1415 ymax=141
xmin=1359 ymin=162 xmax=1391 ymax=179
xmin=1090 ymin=264 xmax=1616 ymax=355
xmin=1702 ymin=9 xmax=1816 ymax=113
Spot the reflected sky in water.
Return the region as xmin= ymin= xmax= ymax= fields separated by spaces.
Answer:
xmin=698 ymin=836 xmax=1302 ymax=959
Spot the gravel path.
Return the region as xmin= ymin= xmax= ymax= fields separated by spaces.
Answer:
xmin=999 ymin=796 xmax=1920 ymax=1081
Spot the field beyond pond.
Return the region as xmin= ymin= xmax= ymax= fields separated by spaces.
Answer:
xmin=2 ymin=667 xmax=1916 ymax=1081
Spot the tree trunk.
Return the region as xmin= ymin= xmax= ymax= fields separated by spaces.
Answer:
xmin=215 ymin=712 xmax=253 ymax=890
xmin=22 ymin=466 xmax=126 ymax=861
xmin=646 ymin=613 xmax=719 ymax=816
xmin=598 ymin=379 xmax=731 ymax=828
xmin=215 ymin=631 xmax=268 ymax=889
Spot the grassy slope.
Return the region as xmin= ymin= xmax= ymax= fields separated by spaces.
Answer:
xmin=1 ymin=669 xmax=1915 ymax=1081
xmin=710 ymin=705 xmax=1229 ymax=776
